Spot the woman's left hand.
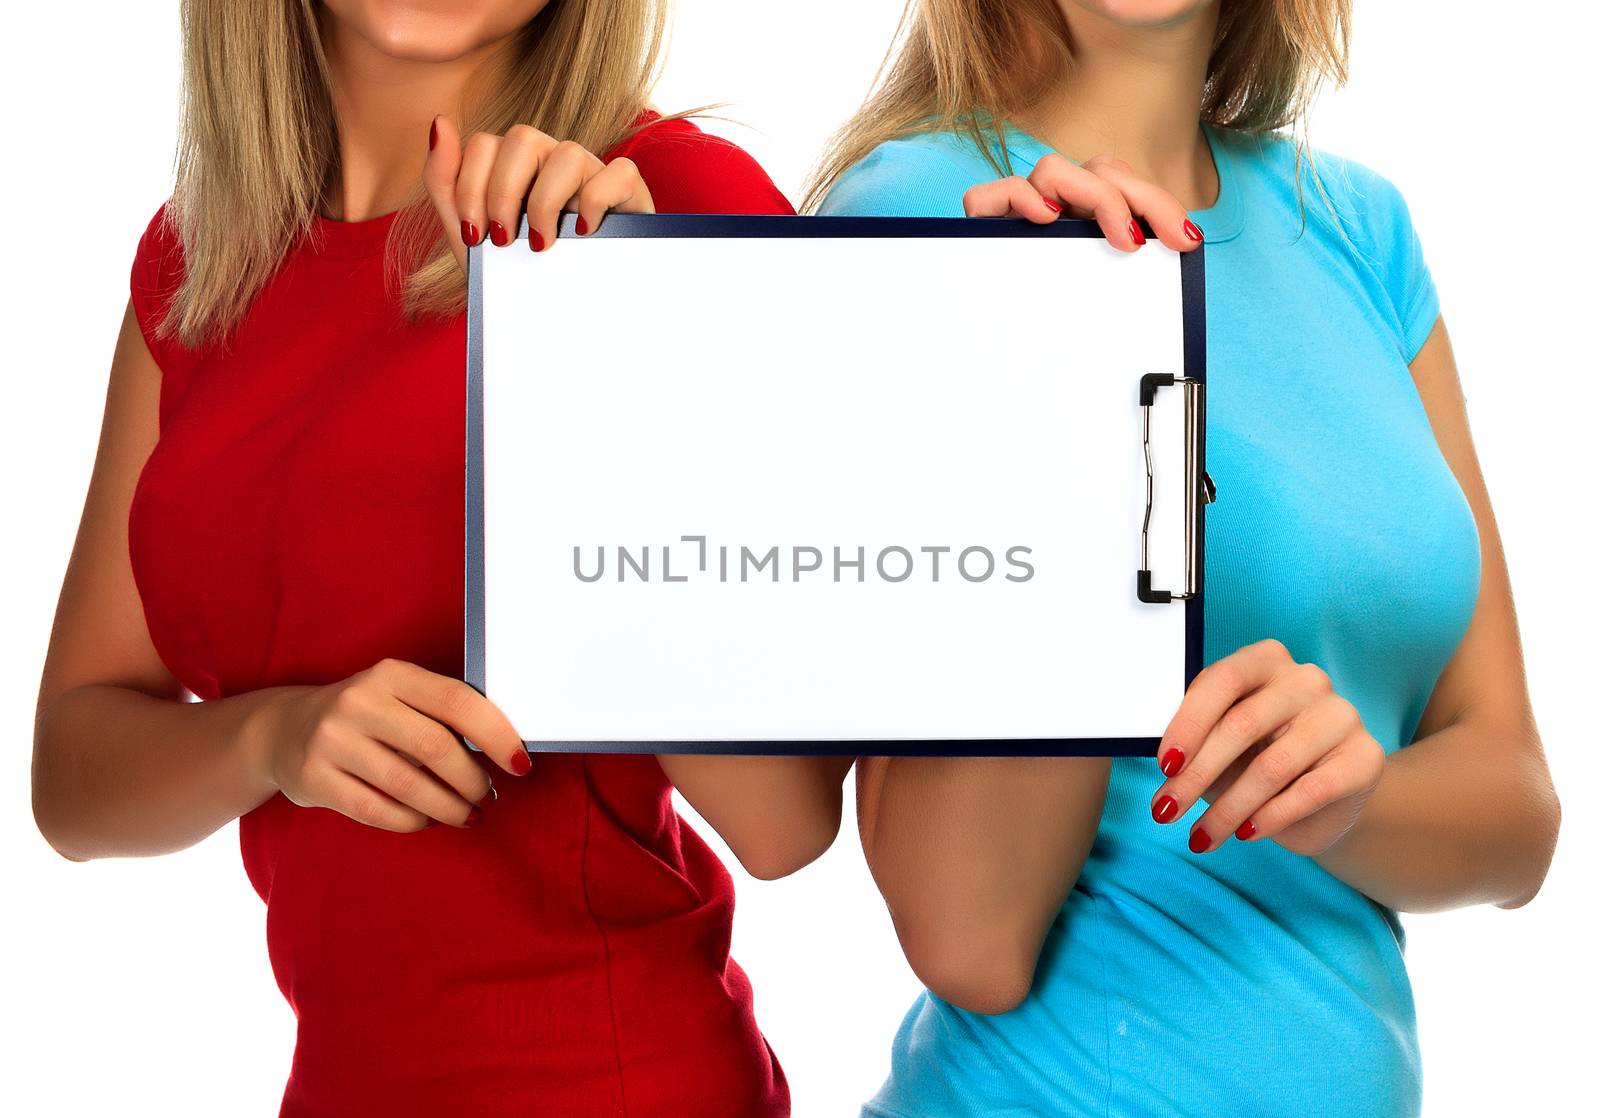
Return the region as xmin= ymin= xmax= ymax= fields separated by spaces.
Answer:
xmin=422 ymin=115 xmax=654 ymax=270
xmin=1151 ymin=639 xmax=1386 ymax=856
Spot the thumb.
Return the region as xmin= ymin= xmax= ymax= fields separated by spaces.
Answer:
xmin=422 ymin=115 xmax=467 ymax=272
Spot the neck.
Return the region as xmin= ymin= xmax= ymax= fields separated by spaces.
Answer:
xmin=1019 ymin=4 xmax=1220 ymax=211
xmin=318 ymin=15 xmax=506 ymax=221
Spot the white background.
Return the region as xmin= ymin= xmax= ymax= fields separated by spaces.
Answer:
xmin=1 ymin=3 xmax=1594 ymax=1116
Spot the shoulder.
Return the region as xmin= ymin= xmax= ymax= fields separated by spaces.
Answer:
xmin=1230 ymin=130 xmax=1439 ymax=357
xmin=605 ymin=114 xmax=794 ymax=216
xmin=1306 ymin=145 xmax=1421 ymax=258
xmin=1230 ymin=131 xmax=1422 ymax=260
xmin=129 ymin=203 xmax=187 ymax=369
xmin=818 ymin=132 xmax=1005 ymax=218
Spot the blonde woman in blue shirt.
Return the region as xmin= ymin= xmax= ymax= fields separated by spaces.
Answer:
xmin=809 ymin=1 xmax=1560 ymax=1115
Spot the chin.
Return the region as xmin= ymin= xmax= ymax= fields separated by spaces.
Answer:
xmin=1065 ymin=0 xmax=1216 ymax=28
xmin=321 ymin=0 xmax=551 ymax=63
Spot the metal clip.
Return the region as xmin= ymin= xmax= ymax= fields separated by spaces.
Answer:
xmin=1138 ymin=373 xmax=1211 ymax=605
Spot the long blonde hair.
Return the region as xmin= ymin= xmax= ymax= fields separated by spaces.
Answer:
xmin=164 ymin=0 xmax=667 ymax=348
xmin=803 ymin=0 xmax=1350 ymax=212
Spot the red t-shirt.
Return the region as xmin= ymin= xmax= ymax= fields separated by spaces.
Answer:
xmin=128 ymin=117 xmax=794 ymax=1118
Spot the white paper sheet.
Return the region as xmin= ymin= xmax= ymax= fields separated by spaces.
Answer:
xmin=473 ymin=221 xmax=1199 ymax=750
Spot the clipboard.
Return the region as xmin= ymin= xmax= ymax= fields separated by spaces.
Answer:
xmin=466 ymin=213 xmax=1209 ymax=756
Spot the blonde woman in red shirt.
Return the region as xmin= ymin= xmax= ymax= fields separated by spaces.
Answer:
xmin=33 ymin=3 xmax=849 ymax=1115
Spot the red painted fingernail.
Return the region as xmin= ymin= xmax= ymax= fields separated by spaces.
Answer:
xmin=1188 ymin=828 xmax=1212 ymax=853
xmin=575 ymin=215 xmax=590 ymax=236
xmin=1128 ymin=219 xmax=1146 ymax=246
xmin=1183 ymin=218 xmax=1204 ymax=242
xmin=488 ymin=220 xmax=509 ymax=247
xmin=429 ymin=119 xmax=438 ymax=150
xmin=528 ymin=229 xmax=545 ymax=252
xmin=1235 ymin=819 xmax=1257 ymax=841
xmin=1152 ymin=795 xmax=1179 ymax=824
xmin=480 ymin=783 xmax=498 ymax=805
xmin=509 ymin=750 xmax=533 ymax=776
xmin=463 ymin=807 xmax=485 ymax=828
xmin=460 ymin=220 xmax=480 ymax=246
xmin=1158 ymin=748 xmax=1185 ymax=777
xmin=1041 ymin=197 xmax=1061 ymax=214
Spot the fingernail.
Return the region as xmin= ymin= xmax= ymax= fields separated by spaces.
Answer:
xmin=460 ymin=219 xmax=480 ymax=246
xmin=480 ymin=783 xmax=498 ymax=805
xmin=488 ymin=220 xmax=509 ymax=247
xmin=463 ymin=807 xmax=485 ymax=828
xmin=1128 ymin=219 xmax=1146 ymax=246
xmin=509 ymin=749 xmax=533 ymax=776
xmin=1041 ymin=197 xmax=1061 ymax=214
xmin=1152 ymin=794 xmax=1179 ymax=824
xmin=1183 ymin=218 xmax=1204 ymax=242
xmin=1235 ymin=819 xmax=1257 ymax=841
xmin=1188 ymin=828 xmax=1212 ymax=853
xmin=529 ymin=229 xmax=545 ymax=252
xmin=429 ymin=119 xmax=438 ymax=151
xmin=1158 ymin=748 xmax=1185 ymax=777
xmin=575 ymin=215 xmax=590 ymax=236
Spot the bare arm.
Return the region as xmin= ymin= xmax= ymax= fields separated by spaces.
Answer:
xmin=1148 ymin=318 xmax=1558 ymax=913
xmin=32 ymin=306 xmax=285 ymax=859
xmin=35 ymin=308 xmax=529 ymax=861
xmin=658 ymin=756 xmax=855 ymax=880
xmin=1312 ymin=319 xmax=1559 ymax=911
xmin=852 ymin=755 xmax=1110 ymax=1014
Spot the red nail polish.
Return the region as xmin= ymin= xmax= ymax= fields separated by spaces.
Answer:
xmin=489 ymin=220 xmax=509 ymax=247
xmin=529 ymin=229 xmax=545 ymax=252
xmin=463 ymin=807 xmax=485 ymax=828
xmin=1128 ymin=219 xmax=1146 ymax=246
xmin=1183 ymin=218 xmax=1204 ymax=242
xmin=509 ymin=750 xmax=533 ymax=776
xmin=1152 ymin=794 xmax=1179 ymax=824
xmin=460 ymin=220 xmax=480 ymax=246
xmin=1188 ymin=828 xmax=1212 ymax=853
xmin=1235 ymin=819 xmax=1257 ymax=841
xmin=1041 ymin=197 xmax=1061 ymax=214
xmin=429 ymin=119 xmax=438 ymax=151
xmin=1158 ymin=748 xmax=1185 ymax=777
xmin=575 ymin=216 xmax=590 ymax=236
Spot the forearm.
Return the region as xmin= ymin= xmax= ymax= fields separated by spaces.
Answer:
xmin=859 ymin=755 xmax=1109 ymax=1013
xmin=658 ymin=755 xmax=854 ymax=879
xmin=32 ymin=683 xmax=292 ymax=861
xmin=1315 ymin=714 xmax=1558 ymax=913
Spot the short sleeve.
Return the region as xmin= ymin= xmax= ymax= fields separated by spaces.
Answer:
xmin=818 ymin=138 xmax=986 ymax=219
xmin=129 ymin=203 xmax=186 ymax=373
xmin=607 ymin=117 xmax=795 ymax=216
xmin=1328 ymin=159 xmax=1440 ymax=362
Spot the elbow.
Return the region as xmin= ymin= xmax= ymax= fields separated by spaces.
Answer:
xmin=1498 ymin=778 xmax=1561 ymax=911
xmin=897 ymin=919 xmax=1042 ymax=1016
xmin=732 ymin=797 xmax=844 ymax=882
xmin=31 ymin=730 xmax=93 ymax=863
xmin=31 ymin=783 xmax=92 ymax=863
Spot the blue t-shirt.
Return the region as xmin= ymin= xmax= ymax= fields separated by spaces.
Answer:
xmin=821 ymin=126 xmax=1481 ymax=1118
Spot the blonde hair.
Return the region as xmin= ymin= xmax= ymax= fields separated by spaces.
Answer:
xmin=164 ymin=0 xmax=667 ymax=348
xmin=803 ymin=0 xmax=1350 ymax=212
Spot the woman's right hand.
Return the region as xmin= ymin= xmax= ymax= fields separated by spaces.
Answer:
xmin=962 ymin=152 xmax=1205 ymax=253
xmin=251 ymin=659 xmax=529 ymax=832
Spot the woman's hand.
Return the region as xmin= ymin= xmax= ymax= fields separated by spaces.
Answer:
xmin=1150 ymin=639 xmax=1386 ymax=856
xmin=962 ymin=153 xmax=1205 ymax=253
xmin=252 ymin=658 xmax=529 ymax=833
xmin=422 ymin=115 xmax=654 ymax=267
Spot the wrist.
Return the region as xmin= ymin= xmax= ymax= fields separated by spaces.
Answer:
xmin=237 ymin=686 xmax=310 ymax=793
